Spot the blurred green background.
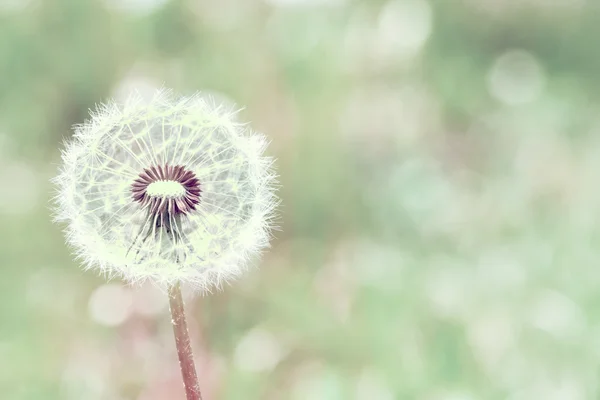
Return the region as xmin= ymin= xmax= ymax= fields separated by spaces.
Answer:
xmin=2 ymin=0 xmax=600 ymax=399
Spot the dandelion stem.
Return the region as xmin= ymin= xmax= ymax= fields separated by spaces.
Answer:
xmin=168 ymin=282 xmax=203 ymax=400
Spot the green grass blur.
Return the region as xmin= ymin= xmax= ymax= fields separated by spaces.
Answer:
xmin=2 ymin=0 xmax=600 ymax=399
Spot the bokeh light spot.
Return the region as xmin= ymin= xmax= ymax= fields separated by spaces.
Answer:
xmin=88 ymin=283 xmax=133 ymax=326
xmin=487 ymin=49 xmax=546 ymax=105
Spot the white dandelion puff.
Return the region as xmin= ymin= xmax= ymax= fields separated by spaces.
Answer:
xmin=53 ymin=89 xmax=278 ymax=292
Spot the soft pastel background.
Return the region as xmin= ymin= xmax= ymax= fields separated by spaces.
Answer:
xmin=1 ymin=0 xmax=600 ymax=399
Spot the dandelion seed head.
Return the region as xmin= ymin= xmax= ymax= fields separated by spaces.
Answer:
xmin=53 ymin=89 xmax=278 ymax=292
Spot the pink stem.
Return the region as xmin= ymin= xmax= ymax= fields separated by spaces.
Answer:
xmin=168 ymin=282 xmax=203 ymax=400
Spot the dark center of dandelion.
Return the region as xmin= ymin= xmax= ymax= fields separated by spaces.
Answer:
xmin=131 ymin=164 xmax=201 ymax=218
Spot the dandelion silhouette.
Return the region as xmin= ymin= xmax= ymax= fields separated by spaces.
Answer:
xmin=53 ymin=89 xmax=278 ymax=400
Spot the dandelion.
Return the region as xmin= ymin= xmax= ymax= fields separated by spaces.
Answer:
xmin=53 ymin=89 xmax=278 ymax=399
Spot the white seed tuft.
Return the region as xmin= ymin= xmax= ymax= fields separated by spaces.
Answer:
xmin=52 ymin=89 xmax=278 ymax=292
